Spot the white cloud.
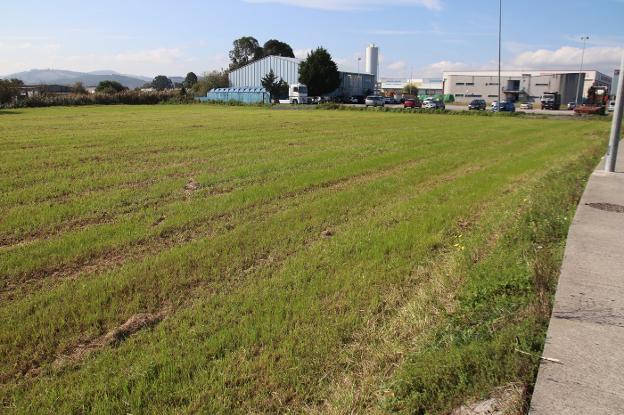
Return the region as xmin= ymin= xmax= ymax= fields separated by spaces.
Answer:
xmin=513 ymin=46 xmax=624 ymax=69
xmin=423 ymin=60 xmax=469 ymax=74
xmin=244 ymin=0 xmax=442 ymax=11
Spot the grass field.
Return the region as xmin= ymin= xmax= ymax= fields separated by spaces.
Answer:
xmin=0 ymin=105 xmax=609 ymax=413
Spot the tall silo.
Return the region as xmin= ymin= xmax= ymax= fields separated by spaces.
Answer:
xmin=365 ymin=44 xmax=379 ymax=81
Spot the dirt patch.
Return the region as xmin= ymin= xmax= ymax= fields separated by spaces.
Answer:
xmin=451 ymin=384 xmax=526 ymax=415
xmin=586 ymin=202 xmax=624 ymax=213
xmin=321 ymin=229 xmax=334 ymax=238
xmin=184 ymin=177 xmax=199 ymax=192
xmin=52 ymin=311 xmax=167 ymax=369
xmin=152 ymin=214 xmax=166 ymax=227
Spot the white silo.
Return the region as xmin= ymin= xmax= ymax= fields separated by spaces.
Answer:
xmin=365 ymin=44 xmax=379 ymax=80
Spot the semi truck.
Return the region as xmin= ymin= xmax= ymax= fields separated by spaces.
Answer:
xmin=540 ymin=92 xmax=561 ymax=110
xmin=278 ymin=83 xmax=310 ymax=104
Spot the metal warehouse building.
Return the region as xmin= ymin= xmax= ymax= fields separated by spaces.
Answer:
xmin=443 ymin=70 xmax=590 ymax=104
xmin=229 ymin=55 xmax=376 ymax=97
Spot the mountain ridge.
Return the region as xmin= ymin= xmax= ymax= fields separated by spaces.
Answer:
xmin=1 ymin=69 xmax=182 ymax=88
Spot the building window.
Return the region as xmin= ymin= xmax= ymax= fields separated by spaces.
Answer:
xmin=465 ymin=82 xmax=474 ymax=86
xmin=455 ymin=82 xmax=465 ymax=85
xmin=487 ymin=82 xmax=499 ymax=86
xmin=455 ymin=94 xmax=464 ymax=97
xmin=466 ymin=94 xmax=482 ymax=97
xmin=535 ymin=83 xmax=549 ymax=86
xmin=488 ymin=94 xmax=498 ymax=97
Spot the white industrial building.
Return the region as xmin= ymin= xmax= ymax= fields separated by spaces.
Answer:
xmin=380 ymin=78 xmax=444 ymax=96
xmin=228 ymin=45 xmax=379 ymax=98
xmin=443 ymin=69 xmax=612 ymax=104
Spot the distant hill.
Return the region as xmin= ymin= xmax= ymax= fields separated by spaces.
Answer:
xmin=2 ymin=69 xmax=151 ymax=88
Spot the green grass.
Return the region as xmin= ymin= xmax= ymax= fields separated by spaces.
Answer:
xmin=0 ymin=105 xmax=608 ymax=413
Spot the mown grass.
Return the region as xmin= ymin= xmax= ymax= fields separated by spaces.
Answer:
xmin=0 ymin=105 xmax=607 ymax=413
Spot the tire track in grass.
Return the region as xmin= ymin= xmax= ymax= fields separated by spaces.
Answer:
xmin=7 ymin=133 xmax=590 ymax=413
xmin=0 ymin=131 xmax=570 ymax=388
xmin=0 ymin=123 xmax=549 ymax=301
xmin=0 ymin=125 xmax=429 ymax=244
xmin=0 ymin=123 xmax=502 ymax=288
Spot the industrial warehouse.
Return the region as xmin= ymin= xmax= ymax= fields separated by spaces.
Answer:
xmin=227 ymin=45 xmax=379 ymax=99
xmin=443 ymin=69 xmax=612 ymax=104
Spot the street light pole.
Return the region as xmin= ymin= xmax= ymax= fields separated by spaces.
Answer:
xmin=575 ymin=36 xmax=589 ymax=106
xmin=497 ymin=0 xmax=502 ymax=108
xmin=605 ymin=54 xmax=624 ymax=172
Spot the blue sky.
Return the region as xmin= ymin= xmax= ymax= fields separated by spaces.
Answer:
xmin=1 ymin=0 xmax=623 ymax=78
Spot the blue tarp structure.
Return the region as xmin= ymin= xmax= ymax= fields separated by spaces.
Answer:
xmin=198 ymin=87 xmax=270 ymax=104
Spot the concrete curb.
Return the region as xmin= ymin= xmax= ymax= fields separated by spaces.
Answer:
xmin=529 ymin=146 xmax=624 ymax=414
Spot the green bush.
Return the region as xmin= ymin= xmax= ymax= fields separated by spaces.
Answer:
xmin=3 ymin=90 xmax=194 ymax=108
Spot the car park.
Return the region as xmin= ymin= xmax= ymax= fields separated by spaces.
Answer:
xmin=491 ymin=101 xmax=515 ymax=112
xmin=468 ymin=99 xmax=486 ymax=110
xmin=365 ymin=96 xmax=385 ymax=107
xmin=519 ymin=102 xmax=533 ymax=110
xmin=403 ymin=98 xmax=421 ymax=108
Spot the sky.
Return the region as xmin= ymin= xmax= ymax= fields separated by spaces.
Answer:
xmin=1 ymin=0 xmax=623 ymax=78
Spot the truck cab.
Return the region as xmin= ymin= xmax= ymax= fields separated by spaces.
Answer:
xmin=289 ymin=84 xmax=309 ymax=104
xmin=540 ymin=92 xmax=561 ymax=110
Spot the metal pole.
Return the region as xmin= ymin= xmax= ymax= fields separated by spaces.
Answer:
xmin=497 ymin=0 xmax=502 ymax=108
xmin=605 ymin=54 xmax=624 ymax=172
xmin=575 ymin=36 xmax=589 ymax=105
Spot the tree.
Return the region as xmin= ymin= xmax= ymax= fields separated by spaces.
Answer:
xmin=403 ymin=83 xmax=419 ymax=96
xmin=0 ymin=79 xmax=23 ymax=104
xmin=262 ymin=39 xmax=295 ymax=58
xmin=72 ymin=82 xmax=87 ymax=94
xmin=192 ymin=70 xmax=230 ymax=96
xmin=229 ymin=36 xmax=263 ymax=70
xmin=184 ymin=72 xmax=198 ymax=88
xmin=152 ymin=75 xmax=173 ymax=91
xmin=261 ymin=69 xmax=289 ymax=100
xmin=95 ymin=80 xmax=126 ymax=94
xmin=298 ymin=47 xmax=340 ymax=96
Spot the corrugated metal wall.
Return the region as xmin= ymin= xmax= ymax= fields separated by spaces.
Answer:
xmin=229 ymin=56 xmax=301 ymax=87
xmin=228 ymin=55 xmax=375 ymax=97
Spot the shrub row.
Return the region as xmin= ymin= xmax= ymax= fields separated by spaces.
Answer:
xmin=2 ymin=91 xmax=195 ymax=109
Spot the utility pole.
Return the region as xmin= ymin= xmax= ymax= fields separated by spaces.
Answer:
xmin=606 ymin=54 xmax=624 ymax=172
xmin=497 ymin=0 xmax=502 ymax=108
xmin=575 ymin=36 xmax=589 ymax=106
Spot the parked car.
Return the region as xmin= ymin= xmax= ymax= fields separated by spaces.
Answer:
xmin=519 ymin=102 xmax=533 ymax=110
xmin=608 ymin=100 xmax=616 ymax=112
xmin=365 ymin=96 xmax=385 ymax=107
xmin=384 ymin=96 xmax=396 ymax=105
xmin=468 ymin=99 xmax=486 ymax=110
xmin=403 ymin=98 xmax=422 ymax=108
xmin=423 ymin=99 xmax=445 ymax=110
xmin=567 ymin=102 xmax=577 ymax=110
xmin=348 ymin=95 xmax=365 ymax=104
xmin=491 ymin=101 xmax=515 ymax=112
